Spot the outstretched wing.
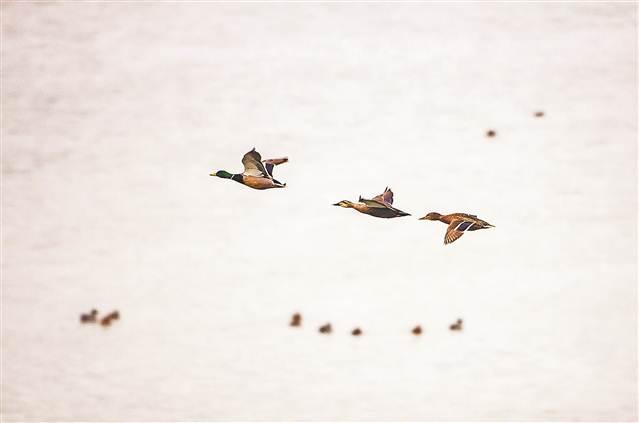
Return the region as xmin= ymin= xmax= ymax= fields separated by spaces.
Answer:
xmin=371 ymin=187 xmax=394 ymax=205
xmin=444 ymin=224 xmax=464 ymax=245
xmin=444 ymin=220 xmax=478 ymax=245
xmin=262 ymin=157 xmax=288 ymax=177
xmin=241 ymin=148 xmax=270 ymax=178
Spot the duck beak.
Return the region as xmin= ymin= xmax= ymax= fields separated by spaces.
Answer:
xmin=209 ymin=171 xmax=216 ymax=176
xmin=418 ymin=216 xmax=427 ymax=220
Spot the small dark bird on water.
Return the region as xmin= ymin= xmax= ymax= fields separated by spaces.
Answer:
xmin=412 ymin=325 xmax=422 ymax=335
xmin=534 ymin=111 xmax=545 ymax=117
xmin=289 ymin=313 xmax=302 ymax=327
xmin=80 ymin=309 xmax=98 ymax=323
xmin=100 ymin=310 xmax=120 ymax=327
xmin=449 ymin=319 xmax=463 ymax=331
xmin=486 ymin=130 xmax=496 ymax=137
xmin=351 ymin=328 xmax=362 ymax=336
xmin=319 ymin=323 xmax=332 ymax=334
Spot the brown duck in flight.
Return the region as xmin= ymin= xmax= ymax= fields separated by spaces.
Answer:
xmin=419 ymin=212 xmax=494 ymax=245
xmin=210 ymin=148 xmax=288 ymax=190
xmin=333 ymin=187 xmax=410 ymax=218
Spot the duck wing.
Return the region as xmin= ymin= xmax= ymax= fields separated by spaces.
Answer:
xmin=359 ymin=196 xmax=410 ymax=216
xmin=241 ymin=148 xmax=270 ymax=178
xmin=445 ymin=219 xmax=480 ymax=244
xmin=371 ymin=187 xmax=394 ymax=205
xmin=359 ymin=197 xmax=390 ymax=209
xmin=444 ymin=223 xmax=465 ymax=245
xmin=262 ymin=157 xmax=288 ymax=177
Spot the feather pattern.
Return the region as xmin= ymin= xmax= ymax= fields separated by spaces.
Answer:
xmin=421 ymin=212 xmax=494 ymax=245
xmin=241 ymin=148 xmax=269 ymax=177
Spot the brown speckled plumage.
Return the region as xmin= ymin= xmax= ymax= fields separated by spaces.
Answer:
xmin=419 ymin=212 xmax=494 ymax=245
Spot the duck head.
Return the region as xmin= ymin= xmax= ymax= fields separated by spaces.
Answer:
xmin=419 ymin=212 xmax=442 ymax=221
xmin=333 ymin=200 xmax=356 ymax=208
xmin=210 ymin=170 xmax=233 ymax=179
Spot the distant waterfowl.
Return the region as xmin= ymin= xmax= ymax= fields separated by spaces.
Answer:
xmin=486 ymin=130 xmax=496 ymax=137
xmin=319 ymin=323 xmax=332 ymax=334
xmin=289 ymin=313 xmax=302 ymax=327
xmin=80 ymin=309 xmax=98 ymax=323
xmin=333 ymin=187 xmax=410 ymax=218
xmin=412 ymin=325 xmax=422 ymax=335
xmin=449 ymin=319 xmax=463 ymax=331
xmin=534 ymin=111 xmax=545 ymax=117
xmin=351 ymin=328 xmax=362 ymax=336
xmin=419 ymin=212 xmax=494 ymax=245
xmin=210 ymin=148 xmax=288 ymax=190
xmin=99 ymin=311 xmax=120 ymax=327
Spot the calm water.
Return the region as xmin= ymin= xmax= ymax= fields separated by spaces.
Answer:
xmin=1 ymin=3 xmax=637 ymax=421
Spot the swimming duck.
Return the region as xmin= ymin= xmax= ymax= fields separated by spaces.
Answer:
xmin=210 ymin=148 xmax=288 ymax=190
xmin=351 ymin=327 xmax=362 ymax=336
xmin=411 ymin=325 xmax=422 ymax=335
xmin=319 ymin=323 xmax=332 ymax=334
xmin=289 ymin=313 xmax=302 ymax=327
xmin=449 ymin=319 xmax=463 ymax=331
xmin=333 ymin=187 xmax=410 ymax=218
xmin=419 ymin=212 xmax=494 ymax=245
xmin=80 ymin=309 xmax=98 ymax=323
xmin=100 ymin=315 xmax=112 ymax=327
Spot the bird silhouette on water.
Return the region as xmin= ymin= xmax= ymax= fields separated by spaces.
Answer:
xmin=319 ymin=323 xmax=332 ymax=334
xmin=289 ymin=313 xmax=302 ymax=327
xmin=449 ymin=319 xmax=463 ymax=331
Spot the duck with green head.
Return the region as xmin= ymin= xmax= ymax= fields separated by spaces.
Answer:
xmin=334 ymin=187 xmax=411 ymax=218
xmin=210 ymin=148 xmax=288 ymax=190
xmin=419 ymin=212 xmax=494 ymax=245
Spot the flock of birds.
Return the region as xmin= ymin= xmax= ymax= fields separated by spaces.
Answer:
xmin=288 ymin=313 xmax=464 ymax=336
xmin=210 ymin=148 xmax=494 ymax=245
xmin=204 ymin=126 xmax=527 ymax=337
xmin=79 ymin=117 xmax=548 ymax=328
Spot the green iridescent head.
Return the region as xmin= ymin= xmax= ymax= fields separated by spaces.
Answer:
xmin=210 ymin=170 xmax=233 ymax=179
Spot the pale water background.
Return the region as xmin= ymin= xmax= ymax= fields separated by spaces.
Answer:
xmin=1 ymin=2 xmax=637 ymax=421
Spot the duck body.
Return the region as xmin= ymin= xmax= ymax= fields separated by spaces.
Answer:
xmin=289 ymin=313 xmax=302 ymax=327
xmin=420 ymin=212 xmax=494 ymax=245
xmin=319 ymin=323 xmax=332 ymax=334
xmin=80 ymin=309 xmax=98 ymax=323
xmin=449 ymin=319 xmax=463 ymax=331
xmin=334 ymin=187 xmax=410 ymax=219
xmin=211 ymin=148 xmax=287 ymax=190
